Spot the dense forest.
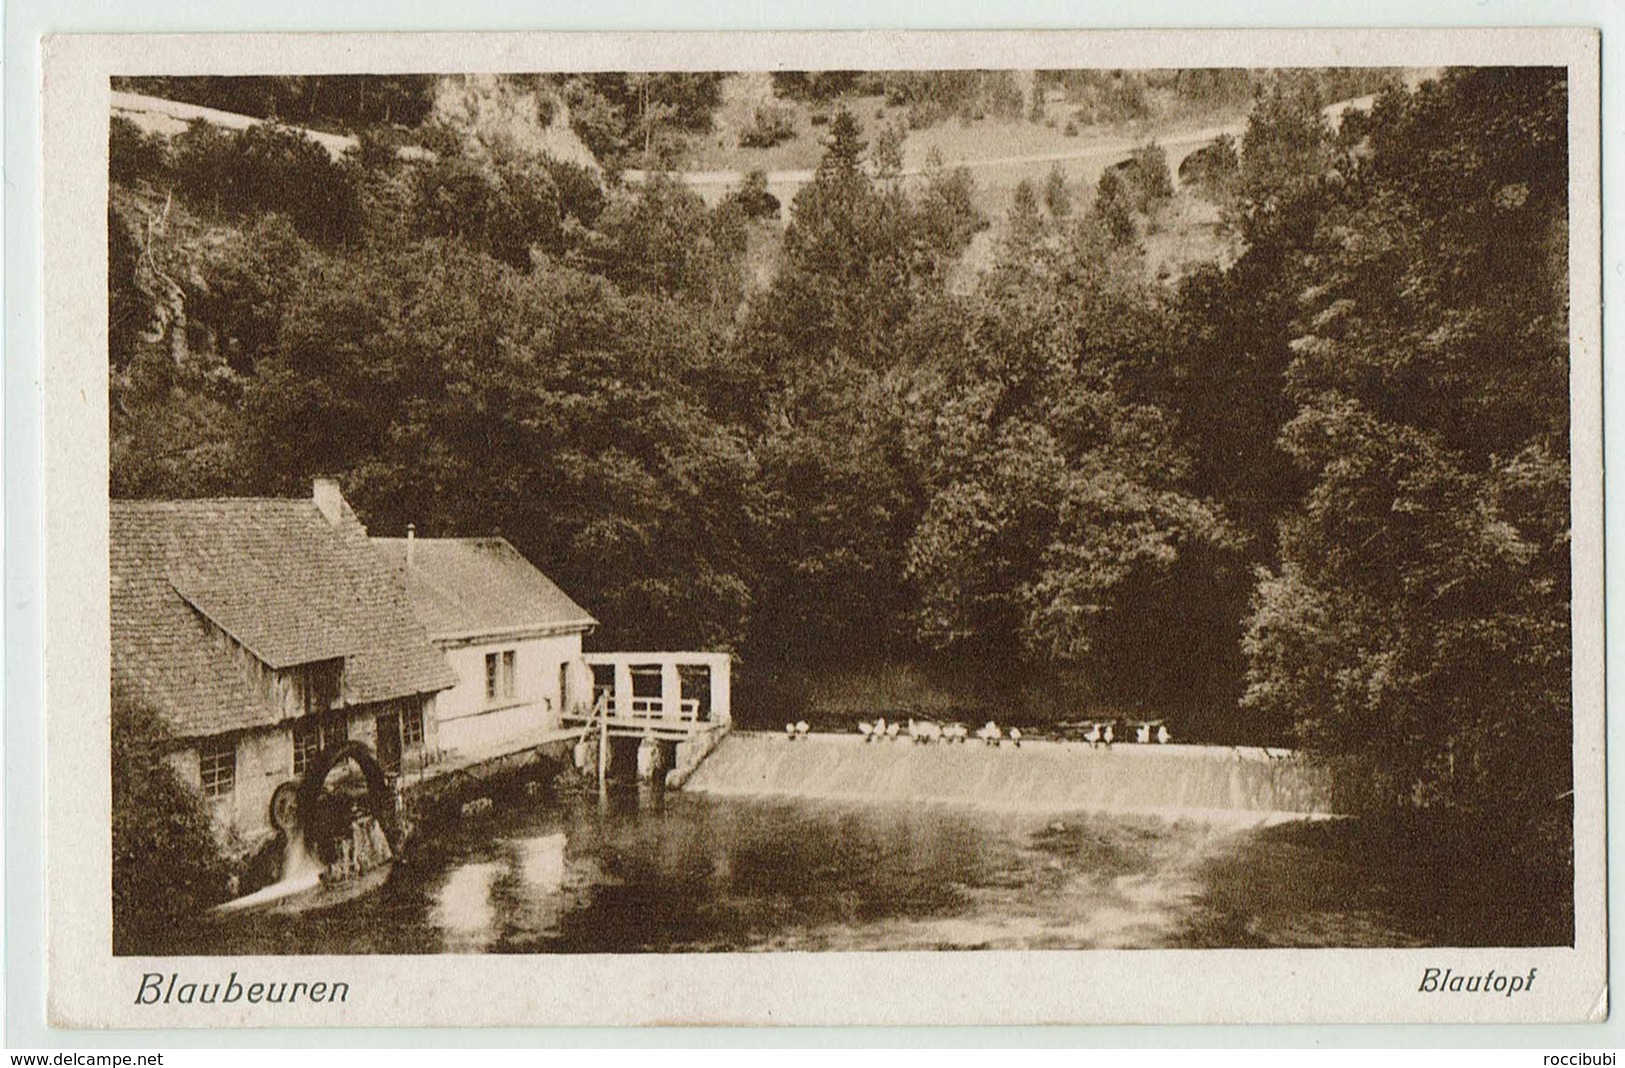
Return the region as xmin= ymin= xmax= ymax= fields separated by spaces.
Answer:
xmin=109 ymin=68 xmax=1573 ymax=934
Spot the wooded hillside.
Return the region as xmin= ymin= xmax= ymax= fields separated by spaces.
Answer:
xmin=109 ymin=68 xmax=1573 ymax=933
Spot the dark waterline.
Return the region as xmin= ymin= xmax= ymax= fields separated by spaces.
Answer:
xmin=140 ymin=782 xmax=1487 ymax=955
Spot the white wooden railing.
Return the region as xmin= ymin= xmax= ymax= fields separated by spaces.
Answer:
xmin=625 ymin=696 xmax=700 ymax=722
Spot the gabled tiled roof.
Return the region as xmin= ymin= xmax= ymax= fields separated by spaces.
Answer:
xmin=372 ymin=537 xmax=597 ymax=641
xmin=112 ymin=498 xmax=456 ymax=740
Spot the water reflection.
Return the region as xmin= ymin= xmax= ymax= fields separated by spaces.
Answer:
xmin=163 ymin=785 xmax=1436 ymax=955
xmin=430 ymin=861 xmax=503 ymax=953
xmin=514 ymin=833 xmax=567 ymax=893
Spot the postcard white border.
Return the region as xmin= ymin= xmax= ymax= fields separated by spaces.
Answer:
xmin=36 ymin=26 xmax=1604 ymax=1029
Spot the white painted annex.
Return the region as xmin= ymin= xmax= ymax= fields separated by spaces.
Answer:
xmin=372 ymin=533 xmax=598 ymax=760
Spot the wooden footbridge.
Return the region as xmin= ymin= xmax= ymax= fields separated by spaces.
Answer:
xmin=559 ymin=651 xmax=733 ymax=791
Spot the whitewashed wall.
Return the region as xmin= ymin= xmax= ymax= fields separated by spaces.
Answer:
xmin=434 ymin=631 xmax=584 ymax=754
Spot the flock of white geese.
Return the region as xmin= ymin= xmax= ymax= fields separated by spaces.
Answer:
xmin=782 ymin=717 xmax=1173 ymax=747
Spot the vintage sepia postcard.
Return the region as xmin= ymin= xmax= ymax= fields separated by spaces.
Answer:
xmin=38 ymin=27 xmax=1603 ymax=1028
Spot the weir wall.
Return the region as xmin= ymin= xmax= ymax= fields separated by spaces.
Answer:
xmin=682 ymin=732 xmax=1335 ymax=820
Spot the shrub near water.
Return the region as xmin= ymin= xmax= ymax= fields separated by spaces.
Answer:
xmin=111 ymin=682 xmax=233 ymax=954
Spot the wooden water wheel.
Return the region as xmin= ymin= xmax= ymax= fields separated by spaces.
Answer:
xmin=295 ymin=739 xmax=403 ymax=859
xmin=269 ymin=781 xmax=300 ymax=835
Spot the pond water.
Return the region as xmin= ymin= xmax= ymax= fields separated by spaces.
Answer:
xmin=160 ymin=782 xmax=1456 ymax=955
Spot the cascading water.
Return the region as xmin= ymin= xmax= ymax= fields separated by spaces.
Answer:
xmin=281 ymin=826 xmax=323 ymax=881
xmin=212 ymin=828 xmax=323 ymax=914
xmin=682 ymin=732 xmax=1334 ymax=821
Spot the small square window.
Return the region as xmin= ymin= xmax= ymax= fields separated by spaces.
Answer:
xmin=199 ymin=737 xmax=236 ymax=800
